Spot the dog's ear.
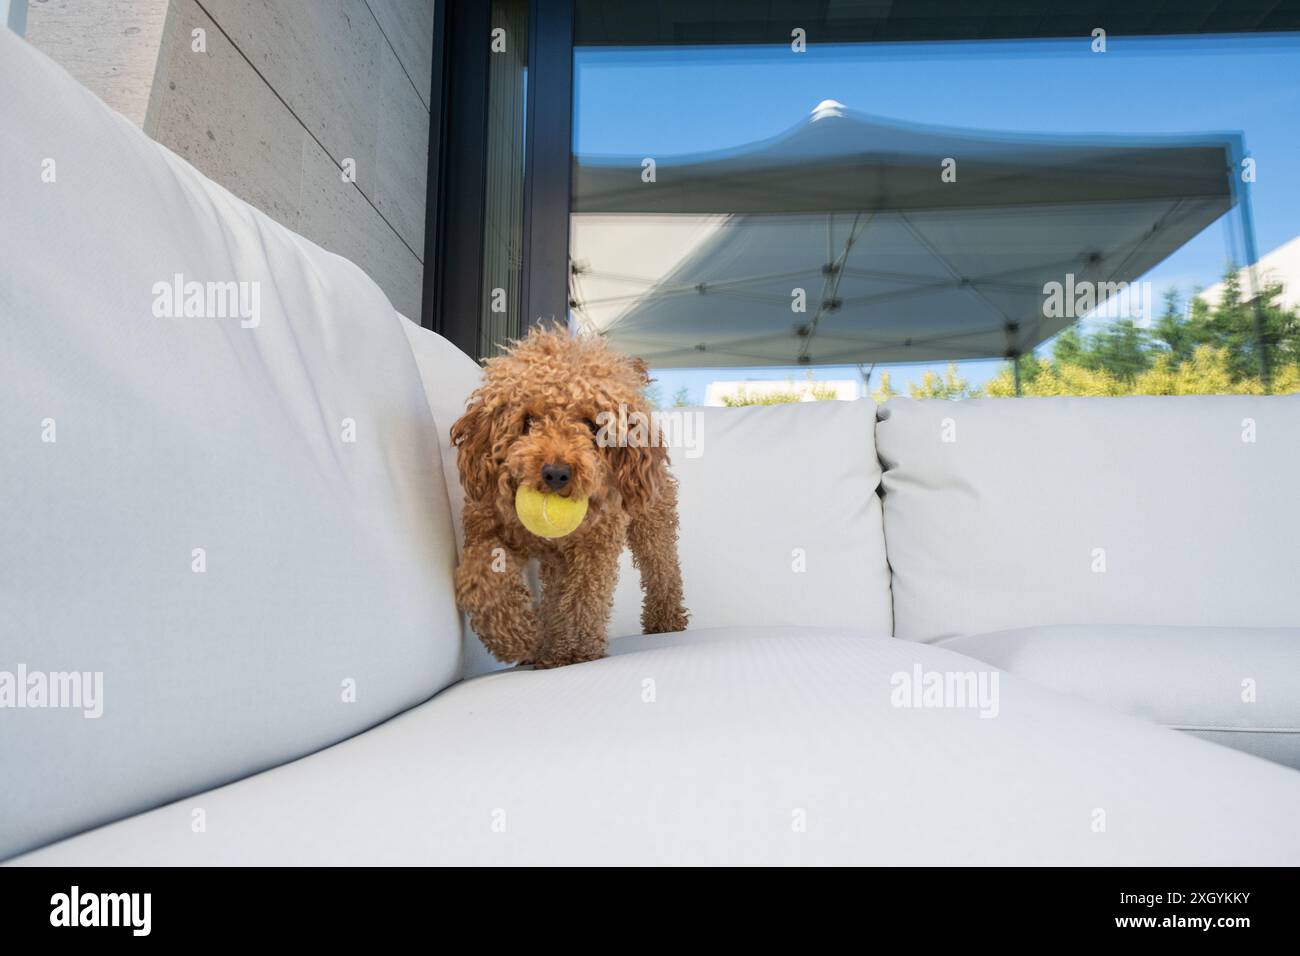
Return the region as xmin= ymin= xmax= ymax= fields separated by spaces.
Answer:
xmin=613 ymin=435 xmax=667 ymax=512
xmin=450 ymin=398 xmax=498 ymax=502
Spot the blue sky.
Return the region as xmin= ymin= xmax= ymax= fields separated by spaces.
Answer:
xmin=572 ymin=33 xmax=1300 ymax=402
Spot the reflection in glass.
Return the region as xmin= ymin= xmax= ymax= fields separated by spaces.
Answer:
xmin=480 ymin=0 xmax=529 ymax=359
xmin=569 ymin=35 xmax=1300 ymax=401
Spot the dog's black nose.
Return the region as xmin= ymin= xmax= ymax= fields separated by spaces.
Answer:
xmin=541 ymin=462 xmax=571 ymax=492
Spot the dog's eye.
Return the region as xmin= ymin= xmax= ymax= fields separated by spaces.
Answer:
xmin=522 ymin=414 xmax=535 ymax=434
xmin=584 ymin=419 xmax=600 ymax=443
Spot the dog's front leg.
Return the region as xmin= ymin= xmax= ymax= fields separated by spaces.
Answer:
xmin=455 ymin=510 xmax=541 ymax=663
xmin=533 ymin=518 xmax=626 ymax=668
xmin=628 ymin=478 xmax=689 ymax=634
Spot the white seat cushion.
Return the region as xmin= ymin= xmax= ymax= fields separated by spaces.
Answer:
xmin=0 ymin=28 xmax=461 ymax=861
xmin=606 ymin=399 xmax=893 ymax=640
xmin=941 ymin=624 xmax=1300 ymax=769
xmin=876 ymin=395 xmax=1300 ymax=641
xmin=12 ymin=627 xmax=1300 ymax=865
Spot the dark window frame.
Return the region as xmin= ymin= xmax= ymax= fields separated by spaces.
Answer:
xmin=423 ymin=1 xmax=1297 ymax=366
xmin=423 ymin=0 xmax=573 ymax=359
xmin=421 ymin=0 xmax=490 ymax=356
xmin=520 ymin=0 xmax=575 ymax=335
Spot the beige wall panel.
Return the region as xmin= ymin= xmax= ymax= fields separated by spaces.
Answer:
xmin=23 ymin=0 xmax=432 ymax=321
xmin=374 ymin=40 xmax=430 ymax=255
xmin=364 ymin=0 xmax=434 ymax=108
xmin=200 ymin=0 xmax=380 ymax=202
xmin=25 ymin=0 xmax=170 ymax=127
xmin=297 ymin=135 xmax=422 ymax=320
xmin=146 ymin=0 xmax=304 ymax=228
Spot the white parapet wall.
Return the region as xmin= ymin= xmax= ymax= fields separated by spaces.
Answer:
xmin=705 ymin=378 xmax=862 ymax=406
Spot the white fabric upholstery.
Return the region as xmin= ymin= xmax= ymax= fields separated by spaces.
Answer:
xmin=941 ymin=625 xmax=1300 ymax=768
xmin=607 ymin=399 xmax=893 ymax=640
xmin=398 ymin=317 xmax=483 ymax=546
xmin=399 ymin=317 xmax=503 ymax=678
xmin=0 ymin=30 xmax=462 ymax=861
xmin=12 ymin=627 xmax=1300 ymax=866
xmin=876 ymin=395 xmax=1300 ymax=641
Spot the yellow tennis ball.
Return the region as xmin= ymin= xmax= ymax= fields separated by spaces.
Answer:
xmin=515 ymin=485 xmax=589 ymax=538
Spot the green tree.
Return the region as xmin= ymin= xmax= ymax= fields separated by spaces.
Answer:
xmin=870 ymin=371 xmax=896 ymax=404
xmin=1050 ymin=318 xmax=1150 ymax=381
xmin=1051 ymin=325 xmax=1086 ymax=367
xmin=908 ymin=363 xmax=980 ymax=400
xmin=1087 ymin=318 xmax=1152 ymax=380
xmin=1152 ymin=287 xmax=1193 ymax=361
xmin=1197 ymin=270 xmax=1256 ymax=379
xmin=803 ymin=266 xmax=1300 ymax=402
xmin=1133 ymin=345 xmax=1263 ymax=395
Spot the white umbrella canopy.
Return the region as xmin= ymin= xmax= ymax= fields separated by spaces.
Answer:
xmin=571 ymin=101 xmax=1242 ymax=367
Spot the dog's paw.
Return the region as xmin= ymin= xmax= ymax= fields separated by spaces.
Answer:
xmin=642 ymin=604 xmax=689 ymax=635
xmin=531 ymin=648 xmax=606 ymax=669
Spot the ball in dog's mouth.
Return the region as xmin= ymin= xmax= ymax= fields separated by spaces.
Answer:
xmin=515 ymin=485 xmax=589 ymax=538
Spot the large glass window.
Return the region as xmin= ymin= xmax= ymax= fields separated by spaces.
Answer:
xmin=569 ymin=18 xmax=1300 ymax=404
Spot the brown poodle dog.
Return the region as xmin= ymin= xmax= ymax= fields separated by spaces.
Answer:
xmin=450 ymin=325 xmax=689 ymax=669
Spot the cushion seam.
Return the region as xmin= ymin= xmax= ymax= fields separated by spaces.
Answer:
xmin=1171 ymin=725 xmax=1300 ymax=734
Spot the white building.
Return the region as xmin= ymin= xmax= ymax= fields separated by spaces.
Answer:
xmin=1198 ymin=235 xmax=1300 ymax=312
xmin=704 ymin=378 xmax=861 ymax=406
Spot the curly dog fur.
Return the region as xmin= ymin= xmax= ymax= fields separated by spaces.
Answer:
xmin=450 ymin=325 xmax=689 ymax=668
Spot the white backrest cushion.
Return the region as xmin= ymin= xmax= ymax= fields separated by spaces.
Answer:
xmin=399 ymin=317 xmax=483 ymax=551
xmin=877 ymin=395 xmax=1300 ymax=641
xmin=607 ymin=399 xmax=893 ymax=639
xmin=0 ymin=31 xmax=461 ymax=860
xmin=399 ymin=318 xmax=505 ymax=678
